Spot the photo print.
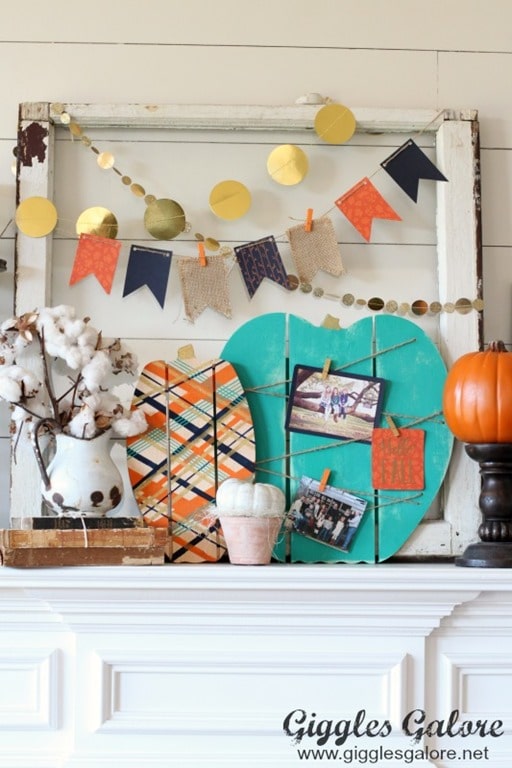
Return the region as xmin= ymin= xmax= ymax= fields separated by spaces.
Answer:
xmin=289 ymin=475 xmax=368 ymax=552
xmin=286 ymin=365 xmax=385 ymax=442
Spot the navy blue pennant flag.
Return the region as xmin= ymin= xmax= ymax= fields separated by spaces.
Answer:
xmin=122 ymin=245 xmax=172 ymax=308
xmin=380 ymin=139 xmax=448 ymax=202
xmin=234 ymin=235 xmax=289 ymax=298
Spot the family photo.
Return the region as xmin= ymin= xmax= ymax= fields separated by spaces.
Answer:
xmin=289 ymin=475 xmax=368 ymax=552
xmin=286 ymin=365 xmax=385 ymax=442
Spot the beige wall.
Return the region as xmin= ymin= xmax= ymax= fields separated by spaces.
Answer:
xmin=0 ymin=0 xmax=510 ymax=523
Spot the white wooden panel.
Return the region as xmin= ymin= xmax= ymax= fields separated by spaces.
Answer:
xmin=439 ymin=52 xmax=512 ymax=148
xmin=0 ymin=45 xmax=437 ymax=136
xmin=89 ymin=650 xmax=408 ymax=735
xmin=482 ymin=246 xmax=512 ymax=343
xmin=0 ymin=648 xmax=58 ymax=729
xmin=3 ymin=0 xmax=512 ymax=53
xmin=480 ymin=149 xmax=512 ymax=246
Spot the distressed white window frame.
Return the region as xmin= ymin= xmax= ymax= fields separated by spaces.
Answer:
xmin=13 ymin=102 xmax=482 ymax=559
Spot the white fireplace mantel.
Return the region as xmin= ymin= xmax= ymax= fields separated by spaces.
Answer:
xmin=1 ymin=563 xmax=512 ymax=767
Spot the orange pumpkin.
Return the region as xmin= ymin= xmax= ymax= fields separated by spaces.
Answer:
xmin=442 ymin=340 xmax=512 ymax=443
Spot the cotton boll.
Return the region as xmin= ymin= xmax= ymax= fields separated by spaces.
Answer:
xmin=111 ymin=409 xmax=147 ymax=437
xmin=66 ymin=404 xmax=98 ymax=439
xmin=0 ymin=375 xmax=22 ymax=402
xmin=80 ymin=350 xmax=111 ymax=390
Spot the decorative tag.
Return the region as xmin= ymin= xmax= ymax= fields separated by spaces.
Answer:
xmin=286 ymin=215 xmax=344 ymax=283
xmin=372 ymin=428 xmax=425 ymax=490
xmin=70 ymin=233 xmax=121 ymax=293
xmin=335 ymin=177 xmax=401 ymax=242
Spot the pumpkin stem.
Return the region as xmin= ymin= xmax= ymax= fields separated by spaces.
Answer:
xmin=487 ymin=340 xmax=508 ymax=352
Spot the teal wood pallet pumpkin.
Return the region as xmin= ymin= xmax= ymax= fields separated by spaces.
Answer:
xmin=222 ymin=313 xmax=453 ymax=563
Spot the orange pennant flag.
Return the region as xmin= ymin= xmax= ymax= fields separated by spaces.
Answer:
xmin=70 ymin=233 xmax=121 ymax=294
xmin=335 ymin=177 xmax=401 ymax=242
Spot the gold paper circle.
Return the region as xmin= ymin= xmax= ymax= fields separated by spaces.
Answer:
xmin=121 ymin=176 xmax=132 ymax=186
xmin=300 ymin=282 xmax=313 ymax=294
xmin=398 ymin=302 xmax=411 ymax=315
xmin=130 ymin=183 xmax=145 ymax=198
xmin=455 ymin=297 xmax=473 ymax=315
xmin=144 ymin=198 xmax=186 ymax=240
xmin=385 ymin=300 xmax=398 ymax=313
xmin=144 ymin=194 xmax=156 ymax=206
xmin=267 ymin=145 xmax=309 ymax=186
xmin=473 ymin=298 xmax=484 ymax=311
xmin=313 ymin=287 xmax=324 ymax=297
xmin=411 ymin=299 xmax=429 ymax=316
xmin=209 ymin=180 xmax=251 ymax=220
xmin=287 ymin=274 xmax=299 ymax=291
xmin=314 ymin=103 xmax=357 ymax=145
xmin=342 ymin=293 xmax=355 ymax=306
xmin=368 ymin=297 xmax=384 ymax=312
xmin=15 ymin=197 xmax=58 ymax=238
xmin=60 ymin=112 xmax=71 ymax=125
xmin=429 ymin=301 xmax=442 ymax=314
xmin=81 ymin=135 xmax=92 ymax=147
xmin=205 ymin=237 xmax=220 ymax=251
xmin=76 ymin=206 xmax=118 ymax=239
xmin=69 ymin=122 xmax=83 ymax=137
xmin=97 ymin=152 xmax=115 ymax=170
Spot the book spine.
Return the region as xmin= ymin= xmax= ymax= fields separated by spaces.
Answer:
xmin=11 ymin=517 xmax=139 ymax=530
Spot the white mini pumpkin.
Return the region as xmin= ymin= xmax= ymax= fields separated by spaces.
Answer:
xmin=215 ymin=478 xmax=286 ymax=518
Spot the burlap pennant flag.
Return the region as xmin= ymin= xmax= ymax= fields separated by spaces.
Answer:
xmin=234 ymin=235 xmax=289 ymax=298
xmin=380 ymin=139 xmax=448 ymax=202
xmin=335 ymin=177 xmax=401 ymax=242
xmin=70 ymin=233 xmax=121 ymax=293
xmin=286 ymin=215 xmax=344 ymax=283
xmin=178 ymin=254 xmax=231 ymax=322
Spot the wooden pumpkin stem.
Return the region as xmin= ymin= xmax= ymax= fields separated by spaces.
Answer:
xmin=488 ymin=340 xmax=508 ymax=352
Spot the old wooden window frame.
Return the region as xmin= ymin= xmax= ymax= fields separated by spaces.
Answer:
xmin=13 ymin=102 xmax=482 ymax=559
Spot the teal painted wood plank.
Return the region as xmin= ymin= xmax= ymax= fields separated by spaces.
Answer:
xmin=221 ymin=313 xmax=288 ymax=560
xmin=373 ymin=315 xmax=453 ymax=561
xmin=288 ymin=315 xmax=377 ymax=563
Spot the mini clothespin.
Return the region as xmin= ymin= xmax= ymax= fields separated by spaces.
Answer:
xmin=385 ymin=414 xmax=400 ymax=437
xmin=321 ymin=358 xmax=331 ymax=380
xmin=319 ymin=468 xmax=331 ymax=492
xmin=304 ymin=208 xmax=314 ymax=232
xmin=198 ymin=241 xmax=207 ymax=266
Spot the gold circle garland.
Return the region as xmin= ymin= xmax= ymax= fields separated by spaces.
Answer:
xmin=314 ymin=103 xmax=357 ymax=145
xmin=15 ymin=196 xmax=58 ymax=238
xmin=266 ymin=144 xmax=309 ymax=186
xmin=50 ymin=104 xmax=483 ymax=321
xmin=76 ymin=206 xmax=118 ymax=239
xmin=144 ymin=198 xmax=186 ymax=240
xmin=209 ymin=180 xmax=251 ymax=220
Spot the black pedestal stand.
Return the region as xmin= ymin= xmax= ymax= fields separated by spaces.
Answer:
xmin=456 ymin=443 xmax=512 ymax=567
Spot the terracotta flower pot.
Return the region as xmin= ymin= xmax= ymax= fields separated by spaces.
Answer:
xmin=219 ymin=516 xmax=283 ymax=565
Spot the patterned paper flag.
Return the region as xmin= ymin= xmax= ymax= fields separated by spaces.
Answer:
xmin=372 ymin=428 xmax=425 ymax=490
xmin=122 ymin=244 xmax=172 ymax=308
xmin=70 ymin=233 xmax=122 ymax=293
xmin=286 ymin=216 xmax=344 ymax=283
xmin=335 ymin=177 xmax=401 ymax=242
xmin=380 ymin=139 xmax=448 ymax=202
xmin=178 ymin=254 xmax=232 ymax=322
xmin=234 ymin=235 xmax=289 ymax=298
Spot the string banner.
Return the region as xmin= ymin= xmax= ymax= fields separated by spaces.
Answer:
xmin=286 ymin=215 xmax=345 ymax=283
xmin=380 ymin=139 xmax=448 ymax=202
xmin=122 ymin=245 xmax=172 ymax=308
xmin=234 ymin=235 xmax=289 ymax=298
xmin=178 ymin=254 xmax=232 ymax=322
xmin=335 ymin=177 xmax=401 ymax=242
xmin=70 ymin=233 xmax=121 ymax=294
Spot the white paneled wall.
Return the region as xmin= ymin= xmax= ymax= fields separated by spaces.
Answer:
xmin=0 ymin=1 xmax=511 ymax=523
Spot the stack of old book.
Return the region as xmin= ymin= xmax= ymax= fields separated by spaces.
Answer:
xmin=0 ymin=516 xmax=168 ymax=567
